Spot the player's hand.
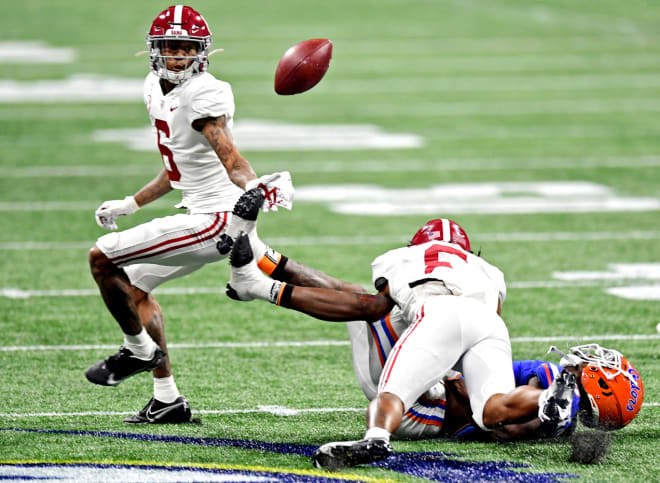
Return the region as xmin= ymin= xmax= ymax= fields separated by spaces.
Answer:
xmin=245 ymin=171 xmax=294 ymax=212
xmin=95 ymin=196 xmax=139 ymax=230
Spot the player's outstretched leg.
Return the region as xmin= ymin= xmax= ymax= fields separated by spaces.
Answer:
xmin=312 ymin=438 xmax=393 ymax=471
xmin=124 ymin=395 xmax=194 ymax=424
xmin=538 ymin=369 xmax=577 ymax=436
xmin=85 ymin=346 xmax=166 ymax=386
xmin=217 ymin=188 xmax=264 ymax=255
xmin=218 ymin=188 xmax=286 ymax=278
xmin=226 ymin=233 xmax=285 ymax=302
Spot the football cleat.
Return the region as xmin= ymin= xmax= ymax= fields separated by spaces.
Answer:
xmin=311 ymin=438 xmax=393 ymax=471
xmin=217 ymin=188 xmax=264 ymax=255
xmin=124 ymin=396 xmax=194 ymax=424
xmin=226 ymin=233 xmax=281 ymax=302
xmin=233 ymin=187 xmax=265 ymax=222
xmin=538 ymin=369 xmax=577 ymax=434
xmin=85 ymin=346 xmax=165 ymax=387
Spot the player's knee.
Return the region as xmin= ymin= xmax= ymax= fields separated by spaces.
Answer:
xmin=89 ymin=246 xmax=113 ymax=278
xmin=132 ymin=287 xmax=153 ymax=307
xmin=376 ymin=392 xmax=405 ymax=413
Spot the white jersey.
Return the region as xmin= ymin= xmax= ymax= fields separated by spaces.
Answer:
xmin=371 ymin=241 xmax=506 ymax=323
xmin=144 ymin=72 xmax=244 ymax=214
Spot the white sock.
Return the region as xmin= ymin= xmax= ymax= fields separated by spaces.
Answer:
xmin=123 ymin=329 xmax=157 ymax=360
xmin=248 ymin=229 xmax=267 ymax=262
xmin=154 ymin=376 xmax=181 ymax=404
xmin=364 ymin=426 xmax=391 ymax=442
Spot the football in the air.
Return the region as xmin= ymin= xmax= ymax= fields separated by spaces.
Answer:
xmin=274 ymin=38 xmax=333 ymax=95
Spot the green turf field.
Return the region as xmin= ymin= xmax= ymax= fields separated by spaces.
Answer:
xmin=1 ymin=0 xmax=659 ymax=481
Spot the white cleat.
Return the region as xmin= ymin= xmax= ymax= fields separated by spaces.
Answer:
xmin=226 ymin=233 xmax=280 ymax=302
xmin=538 ymin=369 xmax=576 ymax=434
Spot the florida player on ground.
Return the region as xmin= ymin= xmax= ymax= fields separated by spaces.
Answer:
xmin=348 ymin=307 xmax=583 ymax=442
xmin=85 ymin=5 xmax=293 ymax=424
xmin=224 ymin=196 xmax=578 ymax=470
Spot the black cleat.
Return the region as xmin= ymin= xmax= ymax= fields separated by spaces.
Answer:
xmin=216 ymin=233 xmax=234 ymax=255
xmin=233 ymin=188 xmax=264 ymax=221
xmin=217 ymin=188 xmax=264 ymax=256
xmin=312 ymin=438 xmax=393 ymax=471
xmin=124 ymin=396 xmax=196 ymax=424
xmin=85 ymin=346 xmax=165 ymax=387
xmin=229 ymin=232 xmax=254 ymax=268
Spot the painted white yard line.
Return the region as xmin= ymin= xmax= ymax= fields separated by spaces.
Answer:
xmin=343 ymin=98 xmax=660 ymax=117
xmin=3 ymin=230 xmax=660 ymax=252
xmin=0 ymin=403 xmax=656 ymax=419
xmin=0 ymin=340 xmax=351 ymax=352
xmin=0 ymin=279 xmax=652 ymax=299
xmin=0 ymin=41 xmax=76 ymax=63
xmin=314 ymin=73 xmax=660 ymax=94
xmin=1 ymin=334 xmax=658 ymax=353
xmin=7 ymin=155 xmax=660 ymax=177
xmin=0 ymin=200 xmax=173 ymax=212
xmin=0 ymin=287 xmax=223 ymax=299
xmin=0 ymin=406 xmax=365 ymax=419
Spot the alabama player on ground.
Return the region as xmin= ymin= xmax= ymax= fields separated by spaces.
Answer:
xmin=85 ymin=5 xmax=293 ymax=424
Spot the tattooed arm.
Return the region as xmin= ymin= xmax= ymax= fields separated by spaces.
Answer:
xmin=193 ymin=115 xmax=256 ymax=189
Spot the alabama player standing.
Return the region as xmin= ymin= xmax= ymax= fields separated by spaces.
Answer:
xmin=85 ymin=5 xmax=293 ymax=424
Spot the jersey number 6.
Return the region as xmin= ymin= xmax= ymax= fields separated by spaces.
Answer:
xmin=155 ymin=119 xmax=182 ymax=182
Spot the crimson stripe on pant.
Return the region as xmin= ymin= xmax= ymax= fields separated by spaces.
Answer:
xmin=115 ymin=212 xmax=227 ymax=265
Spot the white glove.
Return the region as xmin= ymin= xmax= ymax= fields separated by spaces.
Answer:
xmin=95 ymin=196 xmax=139 ymax=230
xmin=245 ymin=171 xmax=294 ymax=212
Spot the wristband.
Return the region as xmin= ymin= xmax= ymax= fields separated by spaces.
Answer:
xmin=124 ymin=195 xmax=140 ymax=213
xmin=276 ymin=283 xmax=294 ymax=308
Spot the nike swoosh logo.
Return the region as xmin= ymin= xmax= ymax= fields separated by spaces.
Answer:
xmin=170 ymin=106 xmax=178 ymax=111
xmin=106 ymin=369 xmax=120 ymax=386
xmin=146 ymin=401 xmax=184 ymax=421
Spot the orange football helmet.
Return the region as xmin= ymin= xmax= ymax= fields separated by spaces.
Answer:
xmin=568 ymin=344 xmax=644 ymax=430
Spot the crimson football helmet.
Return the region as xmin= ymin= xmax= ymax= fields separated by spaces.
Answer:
xmin=559 ymin=344 xmax=644 ymax=430
xmin=409 ymin=218 xmax=471 ymax=252
xmin=146 ymin=5 xmax=212 ymax=84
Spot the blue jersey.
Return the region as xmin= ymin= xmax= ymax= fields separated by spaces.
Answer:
xmin=453 ymin=360 xmax=581 ymax=441
xmin=513 ymin=360 xmax=580 ymax=424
